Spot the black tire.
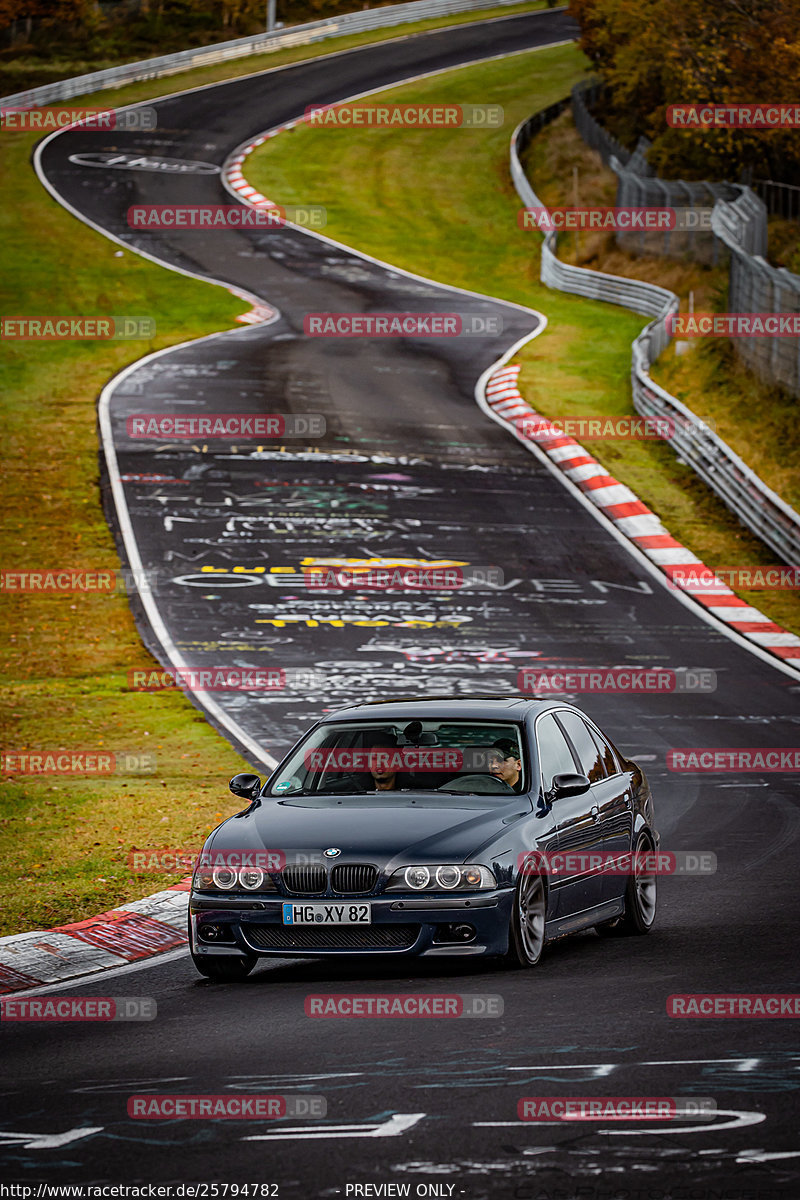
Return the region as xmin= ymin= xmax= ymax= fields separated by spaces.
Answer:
xmin=191 ymin=951 xmax=257 ymax=981
xmin=597 ymin=833 xmax=657 ymax=937
xmin=505 ymin=866 xmax=547 ymax=968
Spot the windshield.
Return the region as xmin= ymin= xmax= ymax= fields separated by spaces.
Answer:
xmin=268 ymin=719 xmax=527 ymax=798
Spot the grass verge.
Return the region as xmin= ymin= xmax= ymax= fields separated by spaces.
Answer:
xmin=246 ymin=48 xmax=800 ymax=637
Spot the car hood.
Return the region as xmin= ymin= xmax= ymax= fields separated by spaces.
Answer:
xmin=209 ymin=791 xmax=531 ymax=870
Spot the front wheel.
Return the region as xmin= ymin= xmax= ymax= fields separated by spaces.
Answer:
xmin=191 ymin=951 xmax=257 ymax=981
xmin=505 ymin=869 xmax=547 ymax=968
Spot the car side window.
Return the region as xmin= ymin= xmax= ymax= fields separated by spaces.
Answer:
xmin=535 ymin=714 xmax=579 ymax=793
xmin=556 ymin=712 xmax=605 ymax=783
xmin=588 ymin=724 xmax=620 ymax=778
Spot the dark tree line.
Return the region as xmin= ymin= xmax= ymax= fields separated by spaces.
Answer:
xmin=568 ymin=0 xmax=800 ymax=184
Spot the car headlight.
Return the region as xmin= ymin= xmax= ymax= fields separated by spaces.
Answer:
xmin=386 ymin=864 xmax=496 ymax=892
xmin=405 ymin=865 xmax=431 ymax=890
xmin=240 ymin=867 xmax=265 ymax=890
xmin=213 ymin=866 xmax=238 ymax=890
xmin=192 ymin=862 xmax=277 ymax=893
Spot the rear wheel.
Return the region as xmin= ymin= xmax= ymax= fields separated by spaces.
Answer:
xmin=191 ymin=951 xmax=257 ymax=981
xmin=506 ymin=868 xmax=547 ymax=968
xmin=597 ymin=833 xmax=657 ymax=937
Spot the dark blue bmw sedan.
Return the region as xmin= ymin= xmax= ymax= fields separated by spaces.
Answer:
xmin=189 ymin=697 xmax=659 ymax=980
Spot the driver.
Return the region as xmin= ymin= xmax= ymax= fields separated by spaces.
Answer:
xmin=488 ymin=739 xmax=524 ymax=793
xmin=363 ymin=730 xmax=415 ymax=791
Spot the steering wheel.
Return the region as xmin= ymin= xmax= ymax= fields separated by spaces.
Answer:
xmin=436 ymin=774 xmax=514 ymax=794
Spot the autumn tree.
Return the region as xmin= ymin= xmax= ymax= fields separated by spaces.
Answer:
xmin=568 ymin=0 xmax=800 ymax=183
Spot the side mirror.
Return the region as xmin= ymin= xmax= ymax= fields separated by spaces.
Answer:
xmin=551 ymin=772 xmax=590 ymax=798
xmin=229 ymin=772 xmax=262 ymax=801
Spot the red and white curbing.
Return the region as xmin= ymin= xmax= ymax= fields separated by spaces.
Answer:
xmin=0 ymin=880 xmax=191 ymax=994
xmin=485 ymin=364 xmax=800 ymax=665
xmin=225 ymin=122 xmax=299 ymax=211
xmin=227 ymin=124 xmax=298 ymax=327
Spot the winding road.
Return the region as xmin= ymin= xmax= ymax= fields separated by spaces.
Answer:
xmin=3 ymin=9 xmax=800 ymax=1195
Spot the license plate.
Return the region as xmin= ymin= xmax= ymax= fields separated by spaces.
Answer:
xmin=282 ymin=902 xmax=372 ymax=925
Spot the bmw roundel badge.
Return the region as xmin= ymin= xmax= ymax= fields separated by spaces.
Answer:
xmin=323 ymin=847 xmax=341 ymax=858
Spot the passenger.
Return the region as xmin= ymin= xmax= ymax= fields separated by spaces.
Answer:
xmin=488 ymin=739 xmax=524 ymax=792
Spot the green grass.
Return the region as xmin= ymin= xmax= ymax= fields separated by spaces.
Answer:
xmin=247 ymin=49 xmax=800 ymax=638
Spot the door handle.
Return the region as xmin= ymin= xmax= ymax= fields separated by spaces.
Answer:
xmin=590 ymin=805 xmax=600 ymax=821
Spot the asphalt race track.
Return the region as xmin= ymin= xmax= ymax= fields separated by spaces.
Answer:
xmin=4 ymin=9 xmax=800 ymax=1196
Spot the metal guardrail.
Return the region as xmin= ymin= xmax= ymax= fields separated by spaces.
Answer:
xmin=511 ymin=108 xmax=800 ymax=567
xmin=513 ymin=110 xmax=675 ymax=321
xmin=0 ymin=0 xmax=548 ymax=108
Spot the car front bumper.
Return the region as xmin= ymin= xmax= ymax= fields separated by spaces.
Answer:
xmin=189 ymin=889 xmax=514 ymax=959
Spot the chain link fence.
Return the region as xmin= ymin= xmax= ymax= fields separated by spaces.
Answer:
xmin=713 ymin=194 xmax=800 ymax=396
xmin=511 ymin=108 xmax=800 ymax=566
xmin=751 ymin=180 xmax=800 ymax=222
xmin=571 ymin=81 xmax=800 ymax=397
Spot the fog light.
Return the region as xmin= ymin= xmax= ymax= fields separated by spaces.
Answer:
xmin=200 ymin=924 xmax=222 ymax=941
xmin=434 ymin=923 xmax=476 ymax=945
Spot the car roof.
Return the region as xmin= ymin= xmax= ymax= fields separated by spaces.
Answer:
xmin=319 ymin=696 xmax=559 ymax=723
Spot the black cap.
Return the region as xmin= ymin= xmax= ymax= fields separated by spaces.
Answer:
xmin=492 ymin=738 xmax=520 ymax=759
